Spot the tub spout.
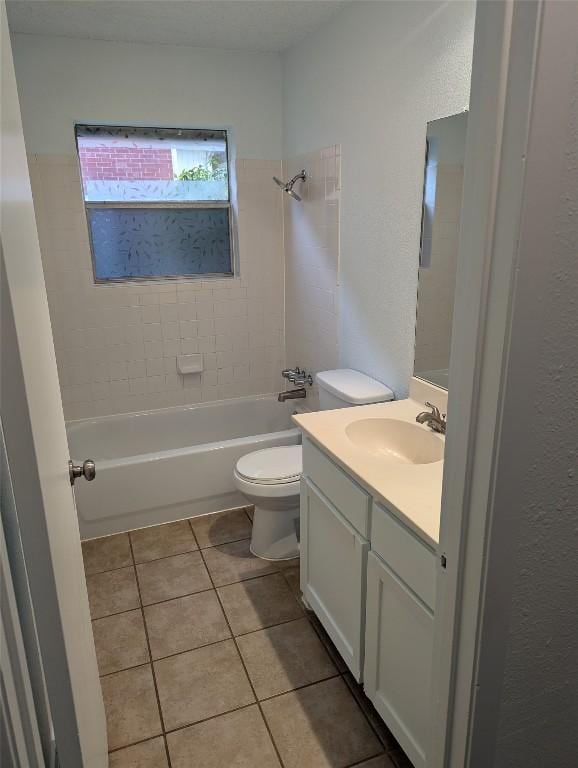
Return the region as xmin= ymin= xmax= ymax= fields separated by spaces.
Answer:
xmin=278 ymin=388 xmax=306 ymax=402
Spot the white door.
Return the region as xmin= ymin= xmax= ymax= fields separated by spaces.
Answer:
xmin=0 ymin=4 xmax=108 ymax=767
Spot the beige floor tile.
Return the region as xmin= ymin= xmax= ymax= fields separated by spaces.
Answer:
xmin=136 ymin=551 xmax=211 ymax=605
xmin=82 ymin=533 xmax=132 ymax=575
xmin=144 ymin=590 xmax=230 ymax=659
xmin=190 ymin=507 xmax=253 ymax=548
xmin=355 ymin=756 xmax=396 ymax=768
xmin=87 ymin=567 xmax=140 ymax=619
xmin=343 ymin=672 xmax=400 ymax=752
xmin=281 ymin=565 xmax=301 ymax=597
xmin=154 ymin=639 xmax=254 ymax=730
xmin=108 ymin=737 xmax=168 ymax=768
xmin=308 ymin=613 xmax=349 ymax=673
xmin=100 ymin=665 xmax=162 ymax=751
xmin=202 ymin=538 xmax=277 ymax=587
xmin=237 ymin=617 xmax=337 ymax=699
xmin=167 ymin=705 xmax=281 ymax=768
xmin=130 ymin=520 xmax=197 ymax=563
xmin=261 ymin=676 xmax=382 ymax=768
xmin=92 ymin=609 xmax=149 ymax=675
xmin=217 ymin=572 xmax=303 ymax=635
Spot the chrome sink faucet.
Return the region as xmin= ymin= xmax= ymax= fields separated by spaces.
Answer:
xmin=416 ymin=402 xmax=447 ymax=435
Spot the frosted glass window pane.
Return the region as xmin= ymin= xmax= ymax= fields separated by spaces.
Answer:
xmin=88 ymin=208 xmax=232 ymax=279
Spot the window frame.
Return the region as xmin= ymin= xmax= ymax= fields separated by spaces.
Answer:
xmin=74 ymin=124 xmax=237 ymax=284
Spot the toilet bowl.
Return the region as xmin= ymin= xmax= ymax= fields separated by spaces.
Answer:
xmin=233 ymin=445 xmax=302 ymax=560
xmin=234 ymin=369 xmax=394 ymax=561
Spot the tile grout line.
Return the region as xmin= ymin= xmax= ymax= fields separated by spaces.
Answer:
xmin=89 ymin=510 xmax=405 ymax=766
xmin=279 ymin=564 xmax=397 ymax=758
xmin=84 ymin=506 xmax=256 ymax=576
xmin=98 ymin=612 xmax=310 ymax=676
xmin=195 ymin=532 xmax=288 ymax=768
xmin=126 ymin=534 xmax=173 ymax=768
xmin=82 ymin=505 xmax=253 ymax=549
xmin=89 ymin=557 xmax=286 ymax=622
xmin=343 ymin=750 xmax=391 ymax=768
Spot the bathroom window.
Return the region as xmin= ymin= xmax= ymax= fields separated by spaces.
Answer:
xmin=75 ymin=125 xmax=235 ymax=282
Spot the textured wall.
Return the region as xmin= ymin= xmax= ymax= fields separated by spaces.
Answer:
xmin=282 ymin=0 xmax=475 ymax=396
xmin=491 ymin=29 xmax=578 ymax=767
xmin=11 ymin=34 xmax=283 ymax=160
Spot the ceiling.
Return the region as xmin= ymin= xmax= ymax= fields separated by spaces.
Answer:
xmin=6 ymin=0 xmax=349 ymax=53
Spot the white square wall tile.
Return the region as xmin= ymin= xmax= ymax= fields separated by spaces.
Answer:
xmin=143 ymin=323 xmax=163 ymax=342
xmin=144 ymin=341 xmax=164 ymax=359
xmin=160 ymin=304 xmax=179 ymax=323
xmin=127 ymin=360 xmax=146 ymax=379
xmin=177 ymin=302 xmax=197 ymax=321
xmin=146 ymin=358 xmax=165 ymax=377
xmin=141 ymin=306 xmax=161 ymax=324
xmin=163 ymin=340 xmax=180 ymax=357
xmin=35 ymin=154 xmax=286 ymax=418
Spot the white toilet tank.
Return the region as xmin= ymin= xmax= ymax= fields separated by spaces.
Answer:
xmin=316 ymin=369 xmax=394 ymax=410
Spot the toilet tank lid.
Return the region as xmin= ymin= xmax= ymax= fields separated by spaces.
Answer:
xmin=316 ymin=369 xmax=394 ymax=405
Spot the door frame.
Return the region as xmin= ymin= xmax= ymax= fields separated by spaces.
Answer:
xmin=431 ymin=0 xmax=575 ymax=765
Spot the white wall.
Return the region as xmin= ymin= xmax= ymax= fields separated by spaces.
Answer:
xmin=11 ymin=34 xmax=285 ymax=418
xmin=283 ymin=146 xmax=340 ymax=408
xmin=282 ymin=0 xmax=475 ymax=396
xmin=480 ymin=2 xmax=578 ymax=762
xmin=11 ymin=34 xmax=283 ymax=159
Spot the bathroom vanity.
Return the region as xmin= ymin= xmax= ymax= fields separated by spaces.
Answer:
xmin=293 ymin=379 xmax=446 ymax=768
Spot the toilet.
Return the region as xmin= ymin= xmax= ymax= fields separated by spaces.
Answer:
xmin=233 ymin=369 xmax=394 ymax=560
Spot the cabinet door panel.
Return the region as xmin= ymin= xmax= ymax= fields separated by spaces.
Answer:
xmin=302 ymin=438 xmax=370 ymax=536
xmin=300 ymin=478 xmax=368 ymax=680
xmin=364 ymin=552 xmax=433 ymax=768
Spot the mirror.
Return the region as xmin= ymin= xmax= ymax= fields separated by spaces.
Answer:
xmin=414 ymin=111 xmax=468 ymax=390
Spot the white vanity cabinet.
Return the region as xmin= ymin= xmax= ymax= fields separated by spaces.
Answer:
xmin=300 ymin=438 xmax=371 ymax=680
xmin=300 ymin=479 xmax=368 ymax=679
xmin=299 ymin=436 xmax=437 ymax=768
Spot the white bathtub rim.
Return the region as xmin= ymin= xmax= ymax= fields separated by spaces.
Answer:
xmin=80 ymin=426 xmax=301 ymax=469
xmin=66 ymin=391 xmax=309 ymax=430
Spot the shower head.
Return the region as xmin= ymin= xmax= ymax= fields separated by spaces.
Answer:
xmin=272 ymin=170 xmax=307 ymax=201
xmin=286 ymin=188 xmax=302 ymax=202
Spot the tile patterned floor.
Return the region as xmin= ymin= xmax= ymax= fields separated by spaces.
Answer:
xmin=82 ymin=506 xmax=413 ymax=768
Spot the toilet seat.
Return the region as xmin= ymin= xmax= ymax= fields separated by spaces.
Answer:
xmin=235 ymin=445 xmax=302 ymax=486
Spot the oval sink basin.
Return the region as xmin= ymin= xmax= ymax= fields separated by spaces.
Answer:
xmin=345 ymin=418 xmax=444 ymax=465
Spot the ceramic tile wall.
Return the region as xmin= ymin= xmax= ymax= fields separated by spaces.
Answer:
xmin=283 ymin=146 xmax=340 ymax=409
xmin=29 ymin=156 xmax=285 ymax=419
xmin=414 ymin=164 xmax=463 ymax=373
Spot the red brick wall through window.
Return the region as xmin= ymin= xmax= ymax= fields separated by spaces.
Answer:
xmin=78 ymin=147 xmax=174 ymax=180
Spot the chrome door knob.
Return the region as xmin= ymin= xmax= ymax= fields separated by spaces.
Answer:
xmin=69 ymin=459 xmax=96 ymax=485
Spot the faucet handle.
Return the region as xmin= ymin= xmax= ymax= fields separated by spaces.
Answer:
xmin=425 ymin=401 xmax=441 ymax=419
xmin=282 ymin=367 xmax=301 ymax=380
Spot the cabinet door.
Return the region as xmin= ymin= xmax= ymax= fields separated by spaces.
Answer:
xmin=364 ymin=552 xmax=434 ymax=768
xmin=300 ymin=477 xmax=368 ymax=681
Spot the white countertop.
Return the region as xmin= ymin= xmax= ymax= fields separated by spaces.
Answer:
xmin=293 ymin=397 xmax=444 ymax=548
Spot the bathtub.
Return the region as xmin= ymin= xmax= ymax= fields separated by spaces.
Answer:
xmin=67 ymin=395 xmax=302 ymax=539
